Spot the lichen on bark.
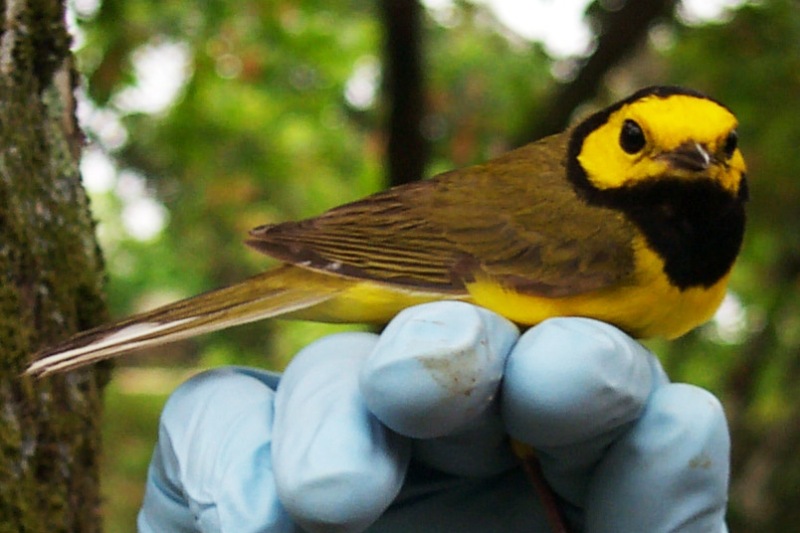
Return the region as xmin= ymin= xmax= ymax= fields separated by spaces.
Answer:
xmin=0 ymin=0 xmax=108 ymax=531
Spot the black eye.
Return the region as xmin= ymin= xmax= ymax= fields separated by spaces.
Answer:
xmin=619 ymin=119 xmax=646 ymax=154
xmin=723 ymin=130 xmax=738 ymax=158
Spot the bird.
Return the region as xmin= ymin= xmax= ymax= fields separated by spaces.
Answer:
xmin=26 ymin=85 xmax=748 ymax=377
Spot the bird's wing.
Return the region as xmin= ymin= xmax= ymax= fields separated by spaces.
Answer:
xmin=247 ymin=135 xmax=636 ymax=298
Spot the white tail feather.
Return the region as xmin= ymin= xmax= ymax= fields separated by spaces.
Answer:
xmin=26 ymin=266 xmax=343 ymax=376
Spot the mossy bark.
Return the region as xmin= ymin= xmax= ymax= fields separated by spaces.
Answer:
xmin=0 ymin=0 xmax=108 ymax=531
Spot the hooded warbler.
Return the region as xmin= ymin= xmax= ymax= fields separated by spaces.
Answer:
xmin=27 ymin=86 xmax=747 ymax=376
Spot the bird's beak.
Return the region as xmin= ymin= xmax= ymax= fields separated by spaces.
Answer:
xmin=661 ymin=142 xmax=714 ymax=172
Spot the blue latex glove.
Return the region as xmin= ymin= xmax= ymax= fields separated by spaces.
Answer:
xmin=138 ymin=302 xmax=730 ymax=532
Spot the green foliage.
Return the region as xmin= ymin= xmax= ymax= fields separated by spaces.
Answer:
xmin=78 ymin=0 xmax=386 ymax=365
xmin=100 ymin=375 xmax=172 ymax=531
xmin=424 ymin=4 xmax=552 ymax=168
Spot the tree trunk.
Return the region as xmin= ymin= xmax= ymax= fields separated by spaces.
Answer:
xmin=0 ymin=0 xmax=107 ymax=531
xmin=381 ymin=0 xmax=427 ymax=187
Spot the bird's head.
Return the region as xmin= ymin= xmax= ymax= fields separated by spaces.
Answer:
xmin=568 ymin=86 xmax=747 ymax=201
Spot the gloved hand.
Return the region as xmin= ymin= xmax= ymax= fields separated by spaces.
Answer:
xmin=137 ymin=301 xmax=730 ymax=533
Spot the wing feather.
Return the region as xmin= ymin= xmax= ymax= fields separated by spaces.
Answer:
xmin=247 ymin=134 xmax=636 ymax=298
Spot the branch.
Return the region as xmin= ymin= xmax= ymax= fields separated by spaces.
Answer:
xmin=519 ymin=0 xmax=678 ymax=142
xmin=380 ymin=0 xmax=428 ymax=187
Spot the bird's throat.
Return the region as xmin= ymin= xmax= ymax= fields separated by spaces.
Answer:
xmin=597 ymin=177 xmax=747 ymax=290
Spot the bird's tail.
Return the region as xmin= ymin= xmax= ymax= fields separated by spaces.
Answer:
xmin=26 ymin=265 xmax=345 ymax=377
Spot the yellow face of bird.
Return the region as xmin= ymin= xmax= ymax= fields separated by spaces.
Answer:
xmin=576 ymin=91 xmax=746 ymax=196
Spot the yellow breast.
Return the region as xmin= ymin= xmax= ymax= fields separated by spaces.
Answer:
xmin=466 ymin=235 xmax=729 ymax=339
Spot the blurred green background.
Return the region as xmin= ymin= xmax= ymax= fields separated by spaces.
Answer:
xmin=66 ymin=0 xmax=800 ymax=530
